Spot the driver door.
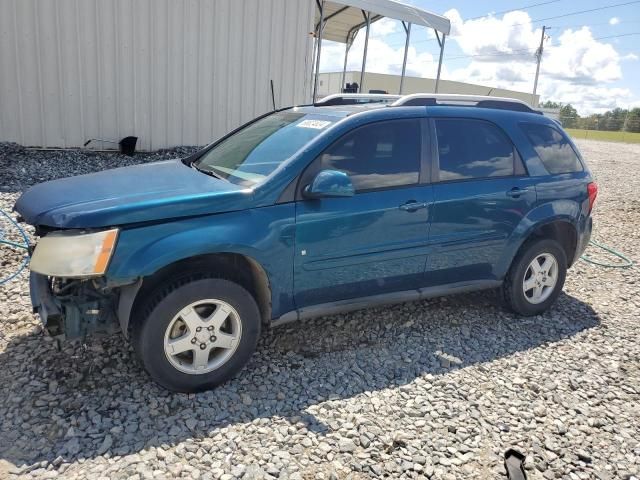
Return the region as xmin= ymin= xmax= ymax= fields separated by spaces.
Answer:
xmin=293 ymin=118 xmax=433 ymax=308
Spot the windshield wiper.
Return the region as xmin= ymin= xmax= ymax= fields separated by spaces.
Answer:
xmin=191 ymin=162 xmax=224 ymax=180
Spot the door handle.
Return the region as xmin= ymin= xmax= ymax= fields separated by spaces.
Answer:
xmin=399 ymin=201 xmax=428 ymax=212
xmin=506 ymin=187 xmax=530 ymax=198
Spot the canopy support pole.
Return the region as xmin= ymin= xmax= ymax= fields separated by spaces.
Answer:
xmin=434 ymin=30 xmax=446 ymax=93
xmin=399 ymin=21 xmax=411 ymax=94
xmin=359 ymin=10 xmax=370 ymax=93
xmin=312 ymin=0 xmax=325 ymax=102
xmin=341 ymin=42 xmax=351 ymax=92
xmin=311 ymin=38 xmax=318 ymax=89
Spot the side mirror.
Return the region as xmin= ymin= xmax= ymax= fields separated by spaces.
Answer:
xmin=304 ymin=169 xmax=355 ymax=199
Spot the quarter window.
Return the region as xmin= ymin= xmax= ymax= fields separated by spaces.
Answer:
xmin=521 ymin=123 xmax=583 ymax=174
xmin=435 ymin=119 xmax=516 ymax=181
xmin=317 ymin=119 xmax=421 ymax=191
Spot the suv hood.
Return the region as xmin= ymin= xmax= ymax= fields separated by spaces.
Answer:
xmin=14 ymin=160 xmax=251 ymax=228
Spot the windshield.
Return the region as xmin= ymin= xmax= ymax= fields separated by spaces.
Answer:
xmin=193 ymin=111 xmax=337 ymax=187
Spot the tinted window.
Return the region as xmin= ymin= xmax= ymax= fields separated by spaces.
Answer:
xmin=318 ymin=119 xmax=421 ymax=191
xmin=521 ymin=123 xmax=583 ymax=174
xmin=195 ymin=111 xmax=337 ymax=187
xmin=435 ymin=119 xmax=515 ymax=181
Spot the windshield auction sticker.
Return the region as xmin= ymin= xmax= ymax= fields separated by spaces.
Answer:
xmin=297 ymin=119 xmax=331 ymax=129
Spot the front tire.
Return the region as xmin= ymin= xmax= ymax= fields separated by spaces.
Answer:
xmin=502 ymin=238 xmax=567 ymax=316
xmin=131 ymin=277 xmax=261 ymax=392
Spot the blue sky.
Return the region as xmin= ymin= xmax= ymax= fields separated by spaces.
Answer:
xmin=319 ymin=0 xmax=640 ymax=114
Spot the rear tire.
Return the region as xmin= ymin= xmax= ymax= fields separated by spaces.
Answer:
xmin=131 ymin=277 xmax=261 ymax=392
xmin=502 ymin=238 xmax=567 ymax=316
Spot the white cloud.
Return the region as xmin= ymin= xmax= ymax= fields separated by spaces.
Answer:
xmin=442 ymin=8 xmax=634 ymax=114
xmin=317 ymin=9 xmax=636 ymax=114
xmin=538 ymin=82 xmax=633 ymax=112
xmin=445 ymin=9 xmax=540 ymax=62
xmin=319 ymin=18 xmax=445 ymax=79
xmin=543 ymin=28 xmax=622 ymax=84
xmin=609 ymin=17 xmax=620 ymax=25
xmin=369 ymin=17 xmax=398 ymax=36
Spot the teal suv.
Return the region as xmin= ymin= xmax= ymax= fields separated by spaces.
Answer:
xmin=15 ymin=94 xmax=597 ymax=392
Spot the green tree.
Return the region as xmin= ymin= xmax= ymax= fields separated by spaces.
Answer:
xmin=624 ymin=108 xmax=640 ymax=133
xmin=602 ymin=108 xmax=627 ymax=131
xmin=559 ymin=104 xmax=579 ymax=128
xmin=539 ymin=100 xmax=562 ymax=109
xmin=535 ymin=101 xmax=639 ymax=132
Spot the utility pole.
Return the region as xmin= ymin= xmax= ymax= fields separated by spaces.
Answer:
xmin=532 ymin=25 xmax=546 ymax=103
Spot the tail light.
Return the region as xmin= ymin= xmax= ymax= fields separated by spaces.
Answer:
xmin=587 ymin=182 xmax=598 ymax=213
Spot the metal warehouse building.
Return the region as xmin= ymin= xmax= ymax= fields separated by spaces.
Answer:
xmin=0 ymin=0 xmax=315 ymax=150
xmin=0 ymin=0 xmax=453 ymax=150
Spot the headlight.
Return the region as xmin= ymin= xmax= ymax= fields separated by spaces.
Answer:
xmin=30 ymin=229 xmax=119 ymax=278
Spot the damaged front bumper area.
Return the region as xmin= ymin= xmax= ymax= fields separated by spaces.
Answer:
xmin=29 ymin=272 xmax=121 ymax=339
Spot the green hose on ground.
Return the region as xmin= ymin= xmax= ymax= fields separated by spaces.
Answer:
xmin=0 ymin=208 xmax=31 ymax=285
xmin=0 ymin=238 xmax=29 ymax=250
xmin=581 ymin=239 xmax=634 ymax=268
xmin=0 ymin=208 xmax=29 ymax=251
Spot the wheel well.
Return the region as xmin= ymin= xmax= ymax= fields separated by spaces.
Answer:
xmin=528 ymin=221 xmax=578 ymax=266
xmin=128 ymin=253 xmax=272 ymax=334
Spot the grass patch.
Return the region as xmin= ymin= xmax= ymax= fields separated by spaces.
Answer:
xmin=565 ymin=129 xmax=640 ymax=144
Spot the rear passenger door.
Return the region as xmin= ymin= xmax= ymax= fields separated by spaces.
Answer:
xmin=427 ymin=118 xmax=537 ymax=285
xmin=294 ymin=118 xmax=433 ymax=307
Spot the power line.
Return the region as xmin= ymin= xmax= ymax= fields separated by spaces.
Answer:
xmin=356 ymin=2 xmax=640 ymax=63
xmin=471 ymin=0 xmax=640 ymax=26
xmin=368 ymin=2 xmax=640 ymax=49
xmin=613 ymin=47 xmax=640 ymax=54
xmin=593 ymin=31 xmax=640 ymax=39
xmin=509 ymin=0 xmax=640 ymax=28
xmin=396 ymin=0 xmax=640 ymax=33
xmin=446 ymin=48 xmax=537 ymax=61
xmin=466 ymin=0 xmax=562 ymax=20
xmin=363 ymin=0 xmax=563 ymax=41
xmin=425 ymin=32 xmax=639 ymax=63
xmin=546 ymin=19 xmax=640 ymax=29
xmin=360 ymin=31 xmax=639 ymax=62
xmin=401 ymin=0 xmax=640 ymax=32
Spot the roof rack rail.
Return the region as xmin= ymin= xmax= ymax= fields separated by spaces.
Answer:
xmin=315 ymin=93 xmax=400 ymax=106
xmin=391 ymin=94 xmax=540 ymax=114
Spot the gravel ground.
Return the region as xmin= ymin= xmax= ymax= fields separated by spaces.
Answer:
xmin=0 ymin=140 xmax=638 ymax=480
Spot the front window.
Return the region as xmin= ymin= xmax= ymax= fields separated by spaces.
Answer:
xmin=317 ymin=119 xmax=421 ymax=192
xmin=193 ymin=111 xmax=337 ymax=187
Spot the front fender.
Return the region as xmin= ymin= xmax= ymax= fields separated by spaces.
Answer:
xmin=107 ymin=204 xmax=296 ymax=316
xmin=496 ymin=200 xmax=580 ymax=278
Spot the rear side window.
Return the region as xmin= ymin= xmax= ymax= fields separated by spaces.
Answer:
xmin=521 ymin=123 xmax=583 ymax=174
xmin=318 ymin=119 xmax=421 ymax=191
xmin=435 ymin=119 xmax=515 ymax=181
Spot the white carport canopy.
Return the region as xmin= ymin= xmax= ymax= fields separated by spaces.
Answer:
xmin=312 ymin=0 xmax=451 ymax=99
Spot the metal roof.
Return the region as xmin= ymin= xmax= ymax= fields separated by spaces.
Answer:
xmin=314 ymin=0 xmax=450 ymax=44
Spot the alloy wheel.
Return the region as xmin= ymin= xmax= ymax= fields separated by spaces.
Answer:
xmin=163 ymin=299 xmax=242 ymax=374
xmin=522 ymin=252 xmax=558 ymax=304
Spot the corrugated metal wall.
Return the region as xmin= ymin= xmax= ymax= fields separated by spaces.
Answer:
xmin=0 ymin=0 xmax=315 ymax=150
